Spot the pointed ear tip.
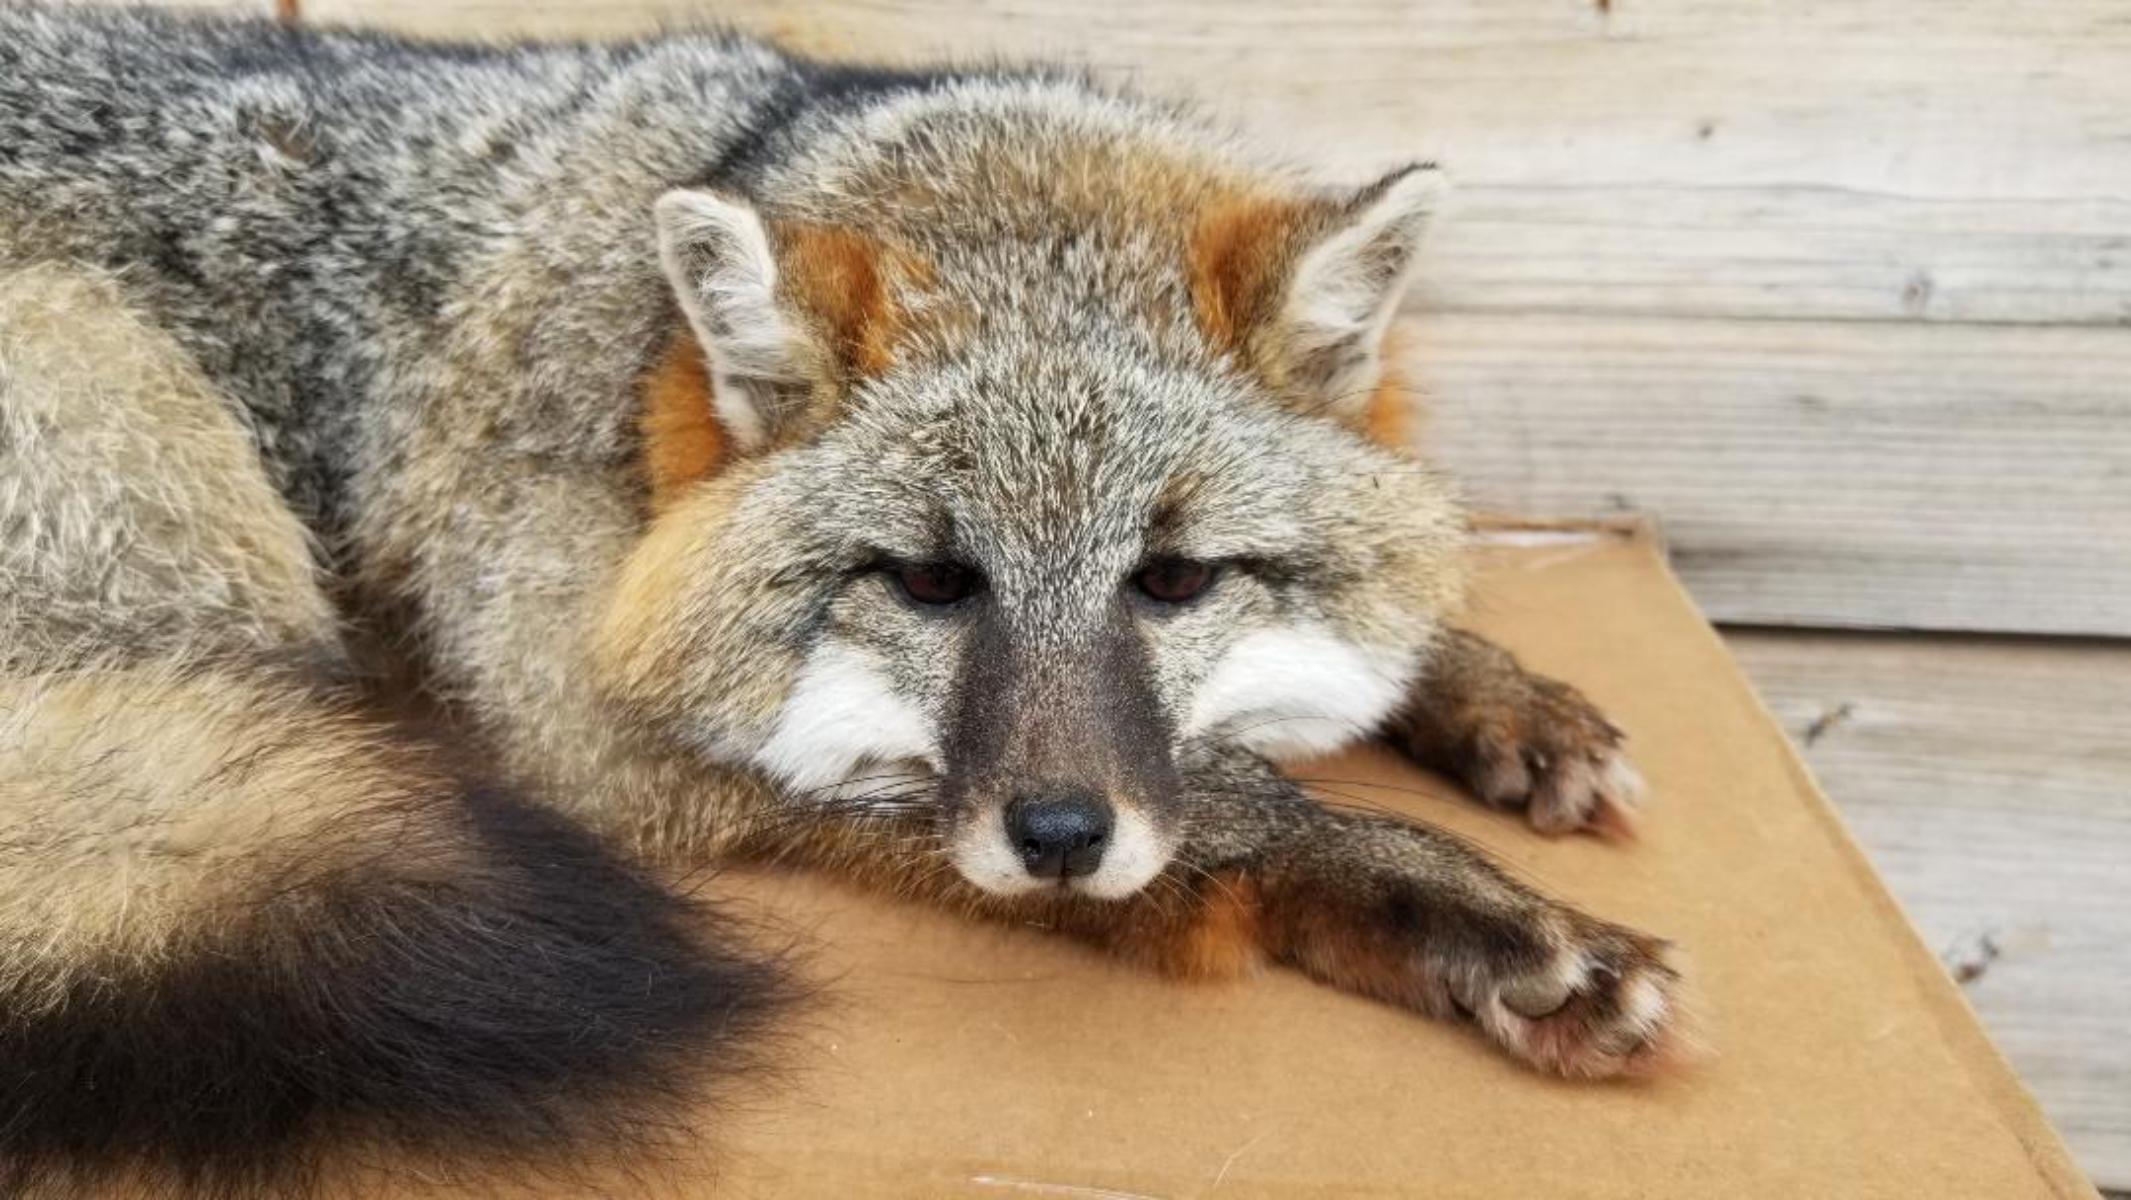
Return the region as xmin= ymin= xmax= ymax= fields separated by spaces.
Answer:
xmin=653 ymin=188 xmax=703 ymax=217
xmin=1381 ymin=161 xmax=1451 ymax=206
xmin=653 ymin=187 xmax=757 ymax=228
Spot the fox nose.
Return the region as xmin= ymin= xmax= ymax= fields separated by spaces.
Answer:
xmin=1004 ymin=790 xmax=1113 ymax=881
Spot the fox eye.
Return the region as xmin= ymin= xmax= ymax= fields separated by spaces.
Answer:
xmin=891 ymin=561 xmax=982 ymax=607
xmin=1134 ymin=557 xmax=1219 ymax=606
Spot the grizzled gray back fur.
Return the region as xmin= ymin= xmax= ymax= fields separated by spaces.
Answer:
xmin=3 ymin=2 xmax=791 ymax=534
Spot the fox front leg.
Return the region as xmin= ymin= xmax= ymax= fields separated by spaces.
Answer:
xmin=1066 ymin=754 xmax=1691 ymax=1080
xmin=1383 ymin=629 xmax=1644 ymax=837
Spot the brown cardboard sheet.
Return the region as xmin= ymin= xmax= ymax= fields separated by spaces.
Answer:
xmin=678 ymin=524 xmax=2096 ymax=1196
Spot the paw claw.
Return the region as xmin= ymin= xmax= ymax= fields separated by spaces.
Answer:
xmin=1471 ymin=930 xmax=1694 ymax=1080
xmin=1523 ymin=747 xmax=1643 ymax=839
xmin=1397 ymin=668 xmax=1647 ymax=839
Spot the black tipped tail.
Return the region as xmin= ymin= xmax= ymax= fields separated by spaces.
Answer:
xmin=0 ymin=685 xmax=795 ymax=1199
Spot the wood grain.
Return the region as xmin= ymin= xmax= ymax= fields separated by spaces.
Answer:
xmin=1728 ymin=629 xmax=2131 ymax=1189
xmin=1421 ymin=187 xmax=2131 ymax=326
xmin=1411 ymin=313 xmax=2131 ymax=635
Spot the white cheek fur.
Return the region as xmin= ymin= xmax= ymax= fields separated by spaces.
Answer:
xmin=751 ymin=642 xmax=940 ymax=792
xmin=1182 ymin=624 xmax=1415 ymax=760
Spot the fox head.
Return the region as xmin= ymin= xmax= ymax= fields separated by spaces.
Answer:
xmin=598 ymin=81 xmax=1464 ymax=898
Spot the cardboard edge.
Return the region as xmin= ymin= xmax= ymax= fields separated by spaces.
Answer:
xmin=1613 ymin=529 xmax=2101 ymax=1200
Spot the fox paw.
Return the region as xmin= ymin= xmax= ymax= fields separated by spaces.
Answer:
xmin=1446 ymin=919 xmax=1692 ymax=1080
xmin=1394 ymin=669 xmax=1644 ymax=838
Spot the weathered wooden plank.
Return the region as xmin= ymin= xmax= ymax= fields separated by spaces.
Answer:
xmin=1410 ymin=313 xmax=2131 ymax=634
xmin=296 ymin=0 xmax=2131 ymax=325
xmin=1424 ymin=187 xmax=2131 ymax=326
xmin=1726 ymin=629 xmax=2131 ymax=1190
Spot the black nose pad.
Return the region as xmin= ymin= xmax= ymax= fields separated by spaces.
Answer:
xmin=1003 ymin=790 xmax=1113 ymax=881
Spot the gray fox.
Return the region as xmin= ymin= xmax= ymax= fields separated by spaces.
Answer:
xmin=0 ymin=4 xmax=1686 ymax=1195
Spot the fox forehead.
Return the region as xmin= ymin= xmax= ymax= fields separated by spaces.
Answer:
xmin=646 ymin=79 xmax=1442 ymax=516
xmin=805 ymin=355 xmax=1342 ymax=573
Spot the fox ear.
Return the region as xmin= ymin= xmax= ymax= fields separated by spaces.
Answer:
xmin=654 ymin=189 xmax=811 ymax=452
xmin=1281 ymin=165 xmax=1444 ymax=415
xmin=1193 ymin=164 xmax=1446 ymax=425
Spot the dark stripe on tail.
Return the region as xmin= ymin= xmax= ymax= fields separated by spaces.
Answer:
xmin=0 ymin=773 xmax=797 ymax=1198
